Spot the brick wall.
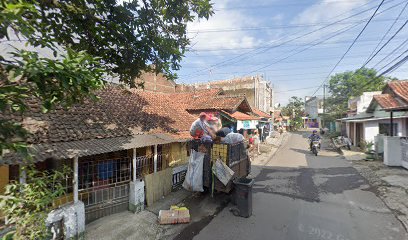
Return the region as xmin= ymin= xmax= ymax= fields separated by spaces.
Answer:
xmin=135 ymin=72 xmax=176 ymax=93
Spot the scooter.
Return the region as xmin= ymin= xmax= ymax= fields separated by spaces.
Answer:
xmin=309 ymin=140 xmax=320 ymax=156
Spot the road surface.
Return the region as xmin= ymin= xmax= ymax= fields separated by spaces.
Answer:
xmin=193 ymin=132 xmax=408 ymax=240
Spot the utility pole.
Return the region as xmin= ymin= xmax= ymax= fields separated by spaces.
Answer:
xmin=322 ymin=84 xmax=326 ymax=128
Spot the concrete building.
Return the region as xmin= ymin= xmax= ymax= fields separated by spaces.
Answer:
xmin=304 ymin=96 xmax=324 ymax=128
xmin=179 ymin=76 xmax=273 ymax=114
xmin=347 ymin=91 xmax=381 ymax=117
xmin=341 ymin=81 xmax=408 ymax=148
xmin=134 ymin=72 xmax=177 ymax=93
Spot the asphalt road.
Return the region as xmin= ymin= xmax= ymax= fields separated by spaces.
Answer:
xmin=193 ymin=132 xmax=408 ymax=240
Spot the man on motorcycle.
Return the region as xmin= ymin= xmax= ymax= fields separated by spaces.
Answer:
xmin=308 ymin=130 xmax=321 ymax=150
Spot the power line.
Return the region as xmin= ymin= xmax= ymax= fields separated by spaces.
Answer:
xmin=274 ymin=86 xmax=322 ymax=93
xmin=377 ymin=47 xmax=408 ymax=72
xmin=361 ymin=19 xmax=408 ymax=68
xmin=362 ymin=0 xmax=408 ymax=66
xmin=372 ymin=39 xmax=408 ymax=68
xmin=310 ymin=0 xmax=386 ymax=97
xmin=184 ymin=52 xmax=401 ymax=78
xmin=214 ymin=0 xmax=373 ymax=10
xmin=187 ymin=18 xmax=406 ymax=34
xmin=182 ymin=0 xmax=404 ymax=80
xmin=180 ymin=0 xmax=392 ymax=79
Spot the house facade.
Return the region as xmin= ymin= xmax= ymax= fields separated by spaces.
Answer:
xmin=0 ymin=84 xmax=269 ymax=236
xmin=1 ymin=86 xmax=197 ymax=228
xmin=341 ymin=81 xmax=408 ymax=147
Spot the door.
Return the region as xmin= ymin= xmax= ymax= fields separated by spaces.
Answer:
xmin=78 ymin=152 xmax=131 ymax=224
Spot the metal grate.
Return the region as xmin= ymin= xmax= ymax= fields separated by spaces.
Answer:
xmin=78 ymin=157 xmax=131 ymax=190
xmin=172 ymin=170 xmax=187 ymax=190
xmin=135 ymin=155 xmax=154 ymax=179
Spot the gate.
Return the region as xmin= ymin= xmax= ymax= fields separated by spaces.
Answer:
xmin=78 ymin=152 xmax=131 ymax=224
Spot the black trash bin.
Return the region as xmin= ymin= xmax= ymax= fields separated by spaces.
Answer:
xmin=233 ymin=177 xmax=254 ymax=218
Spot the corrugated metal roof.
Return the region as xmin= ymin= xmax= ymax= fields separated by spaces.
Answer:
xmin=1 ymin=134 xmax=186 ymax=165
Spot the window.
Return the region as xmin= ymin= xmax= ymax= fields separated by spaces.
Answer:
xmin=379 ymin=123 xmax=398 ymax=136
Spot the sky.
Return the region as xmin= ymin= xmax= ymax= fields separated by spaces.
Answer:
xmin=176 ymin=0 xmax=408 ymax=105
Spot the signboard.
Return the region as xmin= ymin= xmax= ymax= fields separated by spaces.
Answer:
xmin=237 ymin=120 xmax=257 ymax=130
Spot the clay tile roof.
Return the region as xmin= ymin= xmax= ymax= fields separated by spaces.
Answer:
xmin=2 ymin=85 xmax=196 ymax=145
xmin=389 ymin=80 xmax=408 ymax=103
xmin=373 ymin=94 xmax=402 ymax=109
xmin=187 ymin=95 xmax=247 ymax=111
xmin=230 ymin=111 xmax=260 ymax=121
xmin=252 ymin=108 xmax=271 ymax=118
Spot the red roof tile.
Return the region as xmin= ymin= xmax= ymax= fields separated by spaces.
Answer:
xmin=389 ymin=80 xmax=408 ymax=103
xmin=229 ymin=111 xmax=260 ymax=121
xmin=2 ymin=86 xmax=196 ymax=145
xmin=252 ymin=108 xmax=271 ymax=118
xmin=373 ymin=94 xmax=402 ymax=109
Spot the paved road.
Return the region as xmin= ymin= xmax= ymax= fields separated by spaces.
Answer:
xmin=193 ymin=132 xmax=408 ymax=240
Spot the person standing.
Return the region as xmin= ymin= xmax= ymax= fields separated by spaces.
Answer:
xmin=253 ymin=130 xmax=261 ymax=155
xmin=189 ymin=112 xmax=210 ymax=139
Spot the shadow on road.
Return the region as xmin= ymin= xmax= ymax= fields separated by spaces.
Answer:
xmin=290 ymin=147 xmax=312 ymax=155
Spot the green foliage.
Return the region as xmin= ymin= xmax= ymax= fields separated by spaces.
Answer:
xmin=0 ymin=166 xmax=71 ymax=240
xmin=326 ymin=68 xmax=390 ymax=118
xmin=0 ymin=0 xmax=213 ymax=156
xmin=0 ymin=49 xmax=105 ymax=157
xmin=281 ymin=96 xmax=304 ymax=128
xmin=0 ymin=0 xmax=213 ymax=84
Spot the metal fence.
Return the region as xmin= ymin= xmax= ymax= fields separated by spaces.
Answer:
xmin=78 ymin=154 xmax=131 ymax=223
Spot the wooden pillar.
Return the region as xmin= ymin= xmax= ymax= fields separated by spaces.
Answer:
xmin=73 ymin=156 xmax=78 ymax=203
xmin=390 ymin=111 xmax=394 ymax=137
xmin=132 ymin=148 xmax=137 ymax=181
xmin=153 ymin=145 xmax=158 ymax=173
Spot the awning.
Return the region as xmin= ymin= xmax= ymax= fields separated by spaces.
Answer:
xmin=1 ymin=133 xmax=189 ymax=165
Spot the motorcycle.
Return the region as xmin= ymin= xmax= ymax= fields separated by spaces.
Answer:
xmin=309 ymin=139 xmax=321 ymax=156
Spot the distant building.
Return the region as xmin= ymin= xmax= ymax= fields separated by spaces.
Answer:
xmin=134 ymin=72 xmax=176 ymax=93
xmin=178 ymin=75 xmax=273 ymax=114
xmin=304 ymin=96 xmax=324 ymax=128
xmin=347 ymin=91 xmax=381 ymax=117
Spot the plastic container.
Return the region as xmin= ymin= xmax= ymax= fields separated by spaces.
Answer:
xmin=233 ymin=177 xmax=254 ymax=218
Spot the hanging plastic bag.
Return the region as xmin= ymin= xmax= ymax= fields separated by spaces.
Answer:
xmin=212 ymin=158 xmax=235 ymax=186
xmin=183 ymin=149 xmax=205 ymax=192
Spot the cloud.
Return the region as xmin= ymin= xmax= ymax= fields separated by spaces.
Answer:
xmin=186 ymin=0 xmax=262 ymax=53
xmin=292 ymin=0 xmax=369 ymax=25
xmin=287 ymin=0 xmax=369 ymax=45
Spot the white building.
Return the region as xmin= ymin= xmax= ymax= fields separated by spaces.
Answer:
xmin=304 ymin=96 xmax=323 ymax=128
xmin=341 ymin=81 xmax=408 ymax=147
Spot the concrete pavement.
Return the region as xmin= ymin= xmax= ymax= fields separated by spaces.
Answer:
xmin=193 ymin=132 xmax=408 ymax=240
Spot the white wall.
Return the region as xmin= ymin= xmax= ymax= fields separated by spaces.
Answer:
xmin=363 ymin=121 xmax=379 ymax=143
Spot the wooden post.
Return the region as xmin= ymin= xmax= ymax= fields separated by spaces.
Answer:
xmin=133 ymin=148 xmax=137 ymax=181
xmin=73 ymin=156 xmax=79 ymax=203
xmin=390 ymin=111 xmax=394 ymax=137
xmin=153 ymin=145 xmax=158 ymax=173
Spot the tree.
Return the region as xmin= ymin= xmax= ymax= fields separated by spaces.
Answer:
xmin=325 ymin=68 xmax=389 ymax=118
xmin=281 ymin=96 xmax=304 ymax=129
xmin=0 ymin=0 xmax=213 ymax=156
xmin=0 ymin=1 xmax=213 ymax=238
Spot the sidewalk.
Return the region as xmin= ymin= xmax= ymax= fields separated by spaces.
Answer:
xmin=85 ymin=189 xmax=229 ymax=240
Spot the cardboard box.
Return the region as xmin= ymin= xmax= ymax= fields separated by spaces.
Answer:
xmin=158 ymin=209 xmax=190 ymax=225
